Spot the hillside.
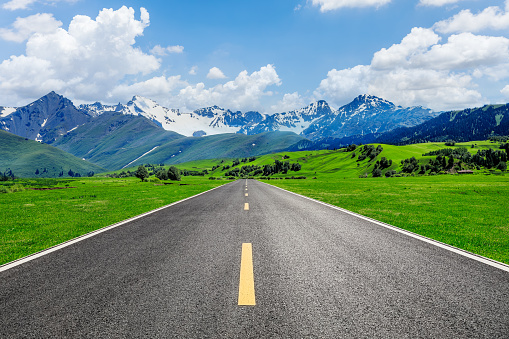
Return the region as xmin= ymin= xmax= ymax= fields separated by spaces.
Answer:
xmin=51 ymin=111 xmax=185 ymax=170
xmin=124 ymin=131 xmax=306 ymax=168
xmin=120 ymin=140 xmax=505 ymax=180
xmin=377 ymin=104 xmax=509 ymax=144
xmin=0 ymin=130 xmax=106 ymax=178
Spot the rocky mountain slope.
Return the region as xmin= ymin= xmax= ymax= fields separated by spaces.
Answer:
xmin=0 ymin=92 xmax=91 ymax=144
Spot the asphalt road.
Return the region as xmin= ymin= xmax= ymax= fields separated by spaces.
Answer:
xmin=1 ymin=179 xmax=508 ymax=338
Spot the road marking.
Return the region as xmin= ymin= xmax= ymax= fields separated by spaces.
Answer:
xmin=245 ymin=193 xmax=248 ymax=197
xmin=244 ymin=203 xmax=249 ymax=210
xmin=238 ymin=243 xmax=256 ymax=306
xmin=260 ymin=181 xmax=509 ymax=273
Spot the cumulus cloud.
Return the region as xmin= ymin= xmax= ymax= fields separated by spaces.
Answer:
xmin=314 ymin=23 xmax=509 ymax=110
xmin=177 ymin=64 xmax=281 ymax=111
xmin=270 ymin=92 xmax=306 ymax=113
xmin=311 ymin=0 xmax=391 ymax=12
xmin=150 ymin=44 xmax=184 ymax=56
xmin=434 ymin=4 xmax=509 ymax=33
xmin=188 ymin=66 xmax=198 ymax=75
xmin=207 ymin=67 xmax=227 ymax=79
xmin=0 ymin=13 xmax=62 ymax=43
xmin=0 ymin=6 xmax=161 ymax=104
xmin=418 ymin=0 xmax=465 ymax=6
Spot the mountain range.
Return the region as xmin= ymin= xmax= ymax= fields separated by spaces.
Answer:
xmin=77 ymin=94 xmax=438 ymax=141
xmin=1 ymin=91 xmax=507 ymax=176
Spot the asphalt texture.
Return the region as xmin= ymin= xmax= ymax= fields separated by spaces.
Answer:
xmin=1 ymin=179 xmax=508 ymax=338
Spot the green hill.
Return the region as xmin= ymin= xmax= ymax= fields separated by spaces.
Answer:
xmin=0 ymin=130 xmax=106 ymax=178
xmin=115 ymin=140 xmax=505 ymax=180
xmin=124 ymin=131 xmax=306 ymax=168
xmin=51 ymin=111 xmax=185 ymax=170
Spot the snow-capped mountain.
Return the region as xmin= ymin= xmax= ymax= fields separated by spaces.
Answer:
xmin=78 ymin=95 xmax=341 ymax=138
xmin=1 ymin=92 xmax=440 ymax=144
xmin=302 ymin=95 xmax=439 ymax=140
xmin=0 ymin=91 xmax=91 ymax=143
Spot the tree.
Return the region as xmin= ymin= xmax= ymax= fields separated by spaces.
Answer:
xmin=135 ymin=165 xmax=149 ymax=182
xmin=372 ymin=168 xmax=382 ymax=177
xmin=155 ymin=168 xmax=168 ymax=180
xmin=448 ymin=156 xmax=454 ymax=169
xmin=167 ymin=166 xmax=181 ymax=181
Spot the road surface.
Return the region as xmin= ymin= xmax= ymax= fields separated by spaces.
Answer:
xmin=1 ymin=179 xmax=508 ymax=338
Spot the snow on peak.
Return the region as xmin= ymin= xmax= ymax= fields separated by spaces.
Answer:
xmin=0 ymin=107 xmax=16 ymax=118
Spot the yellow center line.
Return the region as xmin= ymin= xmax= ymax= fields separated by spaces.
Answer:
xmin=244 ymin=203 xmax=249 ymax=210
xmin=245 ymin=193 xmax=248 ymax=197
xmin=238 ymin=243 xmax=256 ymax=306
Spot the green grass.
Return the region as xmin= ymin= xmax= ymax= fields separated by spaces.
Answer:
xmin=0 ymin=176 xmax=231 ymax=265
xmin=263 ymin=175 xmax=509 ymax=265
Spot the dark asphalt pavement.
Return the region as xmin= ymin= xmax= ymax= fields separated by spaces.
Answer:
xmin=1 ymin=179 xmax=508 ymax=338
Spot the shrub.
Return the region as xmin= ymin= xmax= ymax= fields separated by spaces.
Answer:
xmin=167 ymin=166 xmax=181 ymax=181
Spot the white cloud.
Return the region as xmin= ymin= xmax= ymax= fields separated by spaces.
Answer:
xmin=0 ymin=13 xmax=62 ymax=43
xmin=2 ymin=0 xmax=77 ymax=11
xmin=188 ymin=66 xmax=198 ymax=75
xmin=418 ymin=0 xmax=465 ymax=6
xmin=501 ymin=85 xmax=509 ymax=98
xmin=167 ymin=45 xmax=184 ymax=53
xmin=314 ymin=24 xmax=509 ymax=110
xmin=372 ymin=27 xmax=441 ymax=70
xmin=311 ymin=0 xmax=391 ymax=12
xmin=271 ymin=92 xmax=306 ymax=112
xmin=411 ymin=33 xmax=509 ymax=71
xmin=2 ymin=0 xmax=37 ymax=10
xmin=0 ymin=6 xmax=160 ymax=105
xmin=178 ymin=64 xmax=281 ymax=111
xmin=109 ymin=76 xmax=186 ymax=101
xmin=434 ymin=5 xmax=509 ymax=33
xmin=151 ymin=44 xmax=184 ymax=56
xmin=207 ymin=66 xmax=227 ymax=79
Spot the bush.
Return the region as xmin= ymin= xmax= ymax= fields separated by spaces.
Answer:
xmin=167 ymin=166 xmax=181 ymax=181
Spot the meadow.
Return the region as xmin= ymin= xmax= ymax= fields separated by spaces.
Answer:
xmin=0 ymin=176 xmax=229 ymax=265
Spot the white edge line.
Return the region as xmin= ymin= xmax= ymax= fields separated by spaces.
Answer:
xmin=259 ymin=181 xmax=509 ymax=273
xmin=0 ymin=181 xmax=233 ymax=272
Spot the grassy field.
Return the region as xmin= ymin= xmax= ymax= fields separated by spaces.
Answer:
xmin=262 ymin=175 xmax=509 ymax=265
xmin=0 ymin=176 xmax=230 ymax=265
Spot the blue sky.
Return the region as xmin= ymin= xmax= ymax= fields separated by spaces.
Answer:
xmin=1 ymin=0 xmax=509 ymax=113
